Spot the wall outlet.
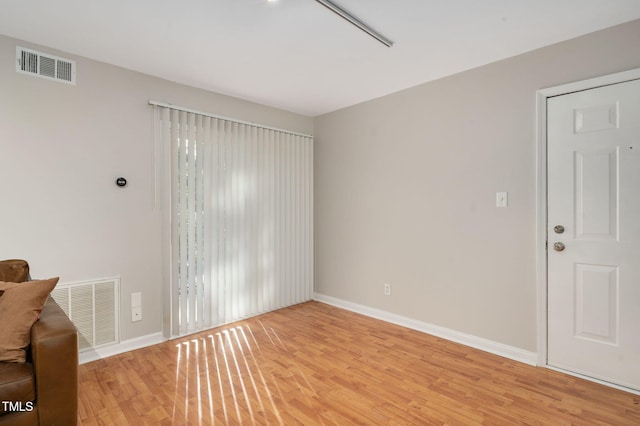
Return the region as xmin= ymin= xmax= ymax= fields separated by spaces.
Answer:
xmin=384 ymin=283 xmax=391 ymax=296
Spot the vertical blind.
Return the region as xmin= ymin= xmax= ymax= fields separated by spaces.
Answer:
xmin=155 ymin=105 xmax=314 ymax=337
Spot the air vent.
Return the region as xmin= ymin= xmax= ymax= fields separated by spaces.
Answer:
xmin=51 ymin=277 xmax=120 ymax=351
xmin=16 ymin=46 xmax=76 ymax=85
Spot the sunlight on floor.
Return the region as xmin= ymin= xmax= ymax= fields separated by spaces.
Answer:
xmin=171 ymin=323 xmax=308 ymax=424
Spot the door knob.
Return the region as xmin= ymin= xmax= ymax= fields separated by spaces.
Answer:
xmin=553 ymin=242 xmax=566 ymax=252
xmin=554 ymin=225 xmax=565 ymax=234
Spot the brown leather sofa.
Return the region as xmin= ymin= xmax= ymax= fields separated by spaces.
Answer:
xmin=0 ymin=260 xmax=78 ymax=425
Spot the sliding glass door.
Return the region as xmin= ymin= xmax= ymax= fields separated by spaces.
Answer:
xmin=155 ymin=106 xmax=313 ymax=337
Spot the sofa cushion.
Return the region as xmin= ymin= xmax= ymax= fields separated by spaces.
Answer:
xmin=0 ymin=260 xmax=30 ymax=283
xmin=0 ymin=362 xmax=35 ymax=415
xmin=0 ymin=278 xmax=59 ymax=363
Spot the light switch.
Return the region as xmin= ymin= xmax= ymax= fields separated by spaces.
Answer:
xmin=131 ymin=292 xmax=142 ymax=322
xmin=496 ymin=192 xmax=508 ymax=207
xmin=132 ymin=306 xmax=142 ymax=322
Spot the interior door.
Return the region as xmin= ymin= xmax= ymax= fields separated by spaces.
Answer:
xmin=547 ymin=78 xmax=640 ymax=391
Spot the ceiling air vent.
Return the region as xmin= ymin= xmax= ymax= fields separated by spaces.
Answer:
xmin=16 ymin=46 xmax=76 ymax=85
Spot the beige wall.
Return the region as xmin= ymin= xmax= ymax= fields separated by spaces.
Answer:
xmin=313 ymin=19 xmax=640 ymax=352
xmin=0 ymin=34 xmax=312 ymax=342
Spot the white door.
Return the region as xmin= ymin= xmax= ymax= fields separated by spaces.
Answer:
xmin=547 ymin=78 xmax=640 ymax=391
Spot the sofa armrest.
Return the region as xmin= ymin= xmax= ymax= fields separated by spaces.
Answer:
xmin=30 ymin=298 xmax=78 ymax=426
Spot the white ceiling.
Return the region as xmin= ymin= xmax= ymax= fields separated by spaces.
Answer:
xmin=2 ymin=0 xmax=640 ymax=116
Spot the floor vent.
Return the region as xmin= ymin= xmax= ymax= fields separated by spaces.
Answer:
xmin=51 ymin=277 xmax=120 ymax=352
xmin=16 ymin=46 xmax=76 ymax=85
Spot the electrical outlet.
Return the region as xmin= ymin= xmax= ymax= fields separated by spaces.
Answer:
xmin=384 ymin=283 xmax=391 ymax=296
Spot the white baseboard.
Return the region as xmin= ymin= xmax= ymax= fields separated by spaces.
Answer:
xmin=313 ymin=293 xmax=537 ymax=366
xmin=79 ymin=332 xmax=166 ymax=364
xmin=78 ymin=299 xmax=538 ymax=366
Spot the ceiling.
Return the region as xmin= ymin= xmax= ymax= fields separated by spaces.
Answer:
xmin=2 ymin=1 xmax=640 ymax=116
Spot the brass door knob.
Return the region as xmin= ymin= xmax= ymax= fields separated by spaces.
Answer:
xmin=554 ymin=225 xmax=565 ymax=234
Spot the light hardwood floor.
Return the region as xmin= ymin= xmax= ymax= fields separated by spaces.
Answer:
xmin=78 ymin=301 xmax=640 ymax=425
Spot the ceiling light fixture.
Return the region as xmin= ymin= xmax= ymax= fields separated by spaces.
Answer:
xmin=314 ymin=0 xmax=394 ymax=48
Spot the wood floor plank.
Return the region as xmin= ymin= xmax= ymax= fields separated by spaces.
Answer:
xmin=78 ymin=301 xmax=640 ymax=425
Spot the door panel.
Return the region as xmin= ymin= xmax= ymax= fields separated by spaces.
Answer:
xmin=547 ymin=78 xmax=640 ymax=391
xmin=574 ymin=263 xmax=618 ymax=344
xmin=575 ymin=149 xmax=617 ymax=239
